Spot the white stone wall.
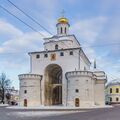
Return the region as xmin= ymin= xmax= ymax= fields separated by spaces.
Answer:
xmin=30 ymin=49 xmax=90 ymax=74
xmin=19 ymin=74 xmax=42 ymax=107
xmin=29 ymin=48 xmax=90 ymax=106
xmin=66 ymin=71 xmax=95 ymax=107
xmin=44 ymin=40 xmax=74 ymax=51
xmin=94 ymin=81 xmax=105 ymax=106
xmin=44 ymin=35 xmax=80 ymax=51
xmin=94 ymin=71 xmax=106 ymax=106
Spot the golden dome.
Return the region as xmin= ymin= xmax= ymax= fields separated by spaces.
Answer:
xmin=58 ymin=17 xmax=69 ymax=24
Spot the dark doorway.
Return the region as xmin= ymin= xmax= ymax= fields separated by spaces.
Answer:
xmin=24 ymin=99 xmax=27 ymax=107
xmin=75 ymin=98 xmax=80 ymax=107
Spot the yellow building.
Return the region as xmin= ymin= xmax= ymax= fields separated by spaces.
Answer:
xmin=105 ymin=80 xmax=120 ymax=104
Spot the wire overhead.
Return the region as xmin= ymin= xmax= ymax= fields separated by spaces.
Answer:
xmin=7 ymin=0 xmax=53 ymax=35
xmin=2 ymin=1 xmax=120 ymax=48
xmin=1 ymin=4 xmax=120 ymax=55
xmin=1 ymin=2 xmax=120 ymax=80
xmin=0 ymin=5 xmax=45 ymax=37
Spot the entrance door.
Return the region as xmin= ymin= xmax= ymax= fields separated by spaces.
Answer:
xmin=24 ymin=99 xmax=27 ymax=107
xmin=75 ymin=98 xmax=80 ymax=107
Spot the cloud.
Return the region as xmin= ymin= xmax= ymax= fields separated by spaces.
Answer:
xmin=71 ymin=16 xmax=107 ymax=45
xmin=0 ymin=19 xmax=23 ymax=38
xmin=71 ymin=16 xmax=120 ymax=81
xmin=0 ymin=19 xmax=51 ymax=53
xmin=71 ymin=16 xmax=108 ymax=62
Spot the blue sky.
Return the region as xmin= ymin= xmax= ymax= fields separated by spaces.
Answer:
xmin=0 ymin=0 xmax=120 ymax=89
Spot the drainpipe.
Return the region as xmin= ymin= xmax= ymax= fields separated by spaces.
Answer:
xmin=78 ymin=48 xmax=81 ymax=70
xmin=40 ymin=76 xmax=43 ymax=105
xmin=65 ymin=73 xmax=68 ymax=106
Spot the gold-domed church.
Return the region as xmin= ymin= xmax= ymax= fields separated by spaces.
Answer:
xmin=18 ymin=16 xmax=107 ymax=108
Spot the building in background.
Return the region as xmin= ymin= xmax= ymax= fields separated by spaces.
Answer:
xmin=106 ymin=79 xmax=120 ymax=104
xmin=19 ymin=16 xmax=107 ymax=107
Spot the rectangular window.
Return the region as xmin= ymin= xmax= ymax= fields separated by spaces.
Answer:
xmin=116 ymin=88 xmax=119 ymax=93
xmin=116 ymin=97 xmax=119 ymax=101
xmin=60 ymin=52 xmax=64 ymax=56
xmin=110 ymin=97 xmax=112 ymax=102
xmin=36 ymin=54 xmax=40 ymax=59
xmin=24 ymin=90 xmax=27 ymax=94
xmin=110 ymin=88 xmax=112 ymax=93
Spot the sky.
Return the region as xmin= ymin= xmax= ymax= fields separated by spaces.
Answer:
xmin=0 ymin=0 xmax=120 ymax=89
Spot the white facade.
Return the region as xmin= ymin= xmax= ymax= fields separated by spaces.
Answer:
xmin=19 ymin=17 xmax=107 ymax=107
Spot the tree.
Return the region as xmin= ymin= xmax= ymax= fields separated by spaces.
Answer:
xmin=0 ymin=73 xmax=11 ymax=104
xmin=6 ymin=93 xmax=11 ymax=104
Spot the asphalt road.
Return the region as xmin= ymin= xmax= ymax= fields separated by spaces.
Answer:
xmin=0 ymin=105 xmax=120 ymax=120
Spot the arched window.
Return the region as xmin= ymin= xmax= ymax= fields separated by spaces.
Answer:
xmin=55 ymin=44 xmax=58 ymax=50
xmin=70 ymin=51 xmax=73 ymax=55
xmin=65 ymin=27 xmax=67 ymax=34
xmin=60 ymin=27 xmax=63 ymax=34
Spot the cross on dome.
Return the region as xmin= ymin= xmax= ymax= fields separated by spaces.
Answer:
xmin=61 ymin=9 xmax=65 ymax=17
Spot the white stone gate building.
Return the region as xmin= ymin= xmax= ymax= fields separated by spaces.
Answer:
xmin=19 ymin=17 xmax=107 ymax=107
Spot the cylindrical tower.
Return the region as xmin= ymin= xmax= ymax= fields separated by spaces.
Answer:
xmin=19 ymin=74 xmax=42 ymax=107
xmin=65 ymin=71 xmax=96 ymax=107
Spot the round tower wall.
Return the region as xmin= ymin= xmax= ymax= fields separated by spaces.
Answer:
xmin=65 ymin=71 xmax=95 ymax=107
xmin=19 ymin=74 xmax=42 ymax=107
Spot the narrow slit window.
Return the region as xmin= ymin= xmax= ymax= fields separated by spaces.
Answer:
xmin=61 ymin=27 xmax=63 ymax=34
xmin=65 ymin=27 xmax=67 ymax=34
xmin=116 ymin=88 xmax=119 ymax=93
xmin=110 ymin=88 xmax=112 ymax=93
xmin=24 ymin=90 xmax=27 ymax=94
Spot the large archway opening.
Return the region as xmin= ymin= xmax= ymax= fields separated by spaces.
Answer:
xmin=44 ymin=64 xmax=62 ymax=106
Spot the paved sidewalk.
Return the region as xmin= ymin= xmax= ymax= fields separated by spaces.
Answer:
xmin=7 ymin=105 xmax=112 ymax=111
xmin=0 ymin=104 xmax=8 ymax=107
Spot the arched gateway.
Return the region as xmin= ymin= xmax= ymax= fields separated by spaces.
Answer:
xmin=44 ymin=64 xmax=62 ymax=105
